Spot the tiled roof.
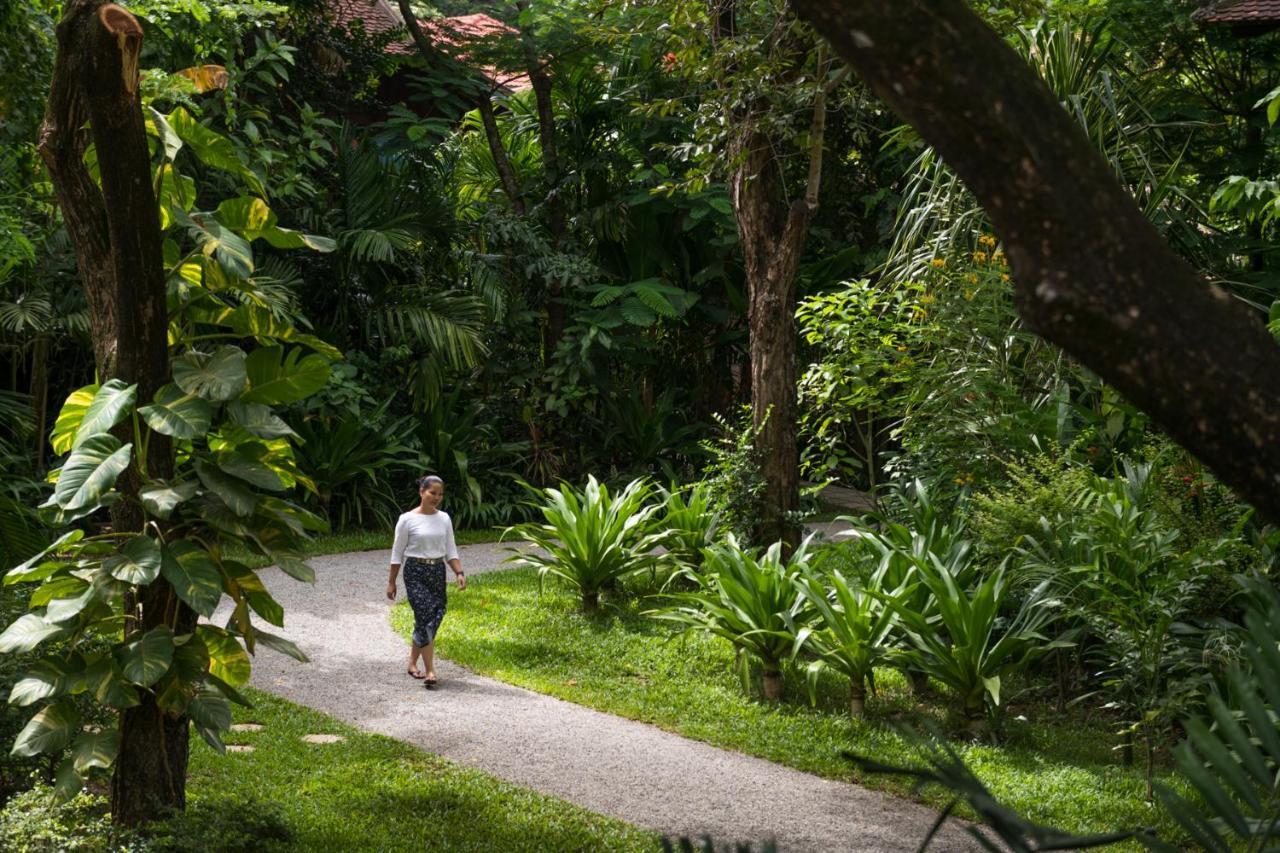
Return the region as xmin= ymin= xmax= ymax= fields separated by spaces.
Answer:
xmin=1192 ymin=0 xmax=1280 ymax=23
xmin=327 ymin=1 xmax=531 ymax=90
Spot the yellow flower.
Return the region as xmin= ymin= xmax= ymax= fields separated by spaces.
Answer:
xmin=972 ymin=251 xmax=988 ymax=264
xmin=965 ymin=273 xmax=978 ymax=284
xmin=963 ymin=289 xmax=974 ymax=301
xmin=993 ymin=251 xmax=1006 ymax=265
xmin=978 ymin=234 xmax=997 ymax=248
xmin=1001 ymin=273 xmax=1010 ymax=282
xmin=930 ymin=258 xmax=947 ymax=268
xmin=896 ymin=345 xmax=907 ymax=352
xmin=919 ymin=294 xmax=936 ymax=305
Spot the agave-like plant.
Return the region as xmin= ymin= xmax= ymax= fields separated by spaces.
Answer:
xmin=793 ymin=559 xmax=913 ymax=718
xmin=889 ymin=560 xmax=1068 ymax=732
xmin=503 ymin=476 xmax=667 ymax=612
xmin=655 ymin=536 xmax=814 ymax=700
xmin=658 ymin=482 xmax=721 ymax=572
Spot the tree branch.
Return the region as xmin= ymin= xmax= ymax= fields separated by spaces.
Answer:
xmin=790 ymin=0 xmax=1280 ymax=520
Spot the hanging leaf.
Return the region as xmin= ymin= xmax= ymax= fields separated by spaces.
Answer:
xmin=70 ymin=727 xmax=120 ymax=774
xmin=195 ymin=459 xmax=257 ymax=517
xmin=48 ymin=434 xmax=132 ymax=513
xmin=242 ymin=346 xmax=331 ymax=405
xmin=173 ymin=345 xmax=247 ymax=402
xmin=167 ymin=107 xmax=265 ymax=195
xmin=5 ymin=530 xmax=84 ymax=585
xmin=117 ymin=626 xmax=175 ymax=687
xmin=140 ymin=479 xmax=199 ymax=519
xmin=227 ymin=401 xmax=297 ymax=440
xmin=50 ymin=384 xmax=99 ymax=456
xmin=0 ymin=613 xmax=68 ymax=653
xmin=81 ymin=655 xmax=141 ymax=709
xmin=139 ymin=384 xmax=214 ymax=438
xmin=9 ymin=657 xmax=73 ymax=707
xmin=43 ymin=583 xmax=94 ymax=623
xmin=253 ymin=628 xmax=308 ymax=662
xmin=73 ymin=380 xmax=137 ymax=448
xmin=187 ymin=212 xmax=255 ymax=279
xmin=161 ymin=543 xmax=223 ymax=618
xmin=198 ymin=626 xmax=251 ymax=687
xmin=12 ymin=699 xmax=80 ymax=757
xmin=188 ymin=689 xmax=232 ymax=751
xmin=105 ymin=536 xmax=163 ymax=585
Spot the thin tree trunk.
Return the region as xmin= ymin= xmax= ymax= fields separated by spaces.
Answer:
xmin=790 ymin=0 xmax=1280 ymax=522
xmin=40 ymin=0 xmax=185 ymax=826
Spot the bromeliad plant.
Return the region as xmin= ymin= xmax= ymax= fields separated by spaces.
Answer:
xmin=0 ymin=102 xmax=337 ymax=799
xmin=655 ymin=537 xmax=814 ymax=701
xmin=792 ymin=559 xmax=912 ymax=718
xmin=889 ymin=559 xmax=1067 ymax=734
xmin=503 ymin=476 xmax=668 ymax=612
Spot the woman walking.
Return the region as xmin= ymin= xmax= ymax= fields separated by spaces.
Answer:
xmin=386 ymin=475 xmax=466 ymax=689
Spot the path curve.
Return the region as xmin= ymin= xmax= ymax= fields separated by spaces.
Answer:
xmin=215 ymin=543 xmax=975 ymax=852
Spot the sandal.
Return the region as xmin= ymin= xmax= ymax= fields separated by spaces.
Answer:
xmin=423 ymin=676 xmax=438 ymax=690
xmin=407 ymin=669 xmax=425 ymax=680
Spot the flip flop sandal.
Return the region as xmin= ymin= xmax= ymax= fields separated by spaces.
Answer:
xmin=423 ymin=677 xmax=438 ymax=690
xmin=407 ymin=670 xmax=425 ymax=680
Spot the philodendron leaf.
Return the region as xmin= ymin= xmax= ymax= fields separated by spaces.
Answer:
xmin=0 ymin=613 xmax=68 ymax=653
xmin=105 ymin=536 xmax=163 ymax=586
xmin=82 ymin=656 xmax=140 ymax=709
xmin=4 ymin=530 xmax=84 ymax=585
xmin=73 ymin=379 xmax=137 ymax=448
xmin=187 ymin=689 xmax=232 ymax=752
xmin=253 ymin=628 xmax=308 ymax=662
xmin=160 ymin=542 xmax=223 ymax=618
xmin=117 ymin=627 xmax=175 ymax=687
xmin=197 ymin=626 xmax=251 ymax=687
xmin=227 ymin=401 xmax=296 ymax=439
xmin=9 ymin=657 xmax=74 ymax=707
xmin=173 ymin=345 xmax=247 ymax=401
xmin=217 ymin=446 xmax=285 ymax=491
xmin=195 ymin=460 xmax=256 ymax=517
xmin=50 ymin=384 xmax=98 ymax=456
xmin=140 ymin=479 xmax=199 ymax=519
xmin=43 ymin=583 xmax=95 ymax=623
xmin=11 ymin=699 xmax=80 ymax=757
xmin=48 ymin=434 xmax=132 ymax=512
xmin=241 ymin=346 xmax=330 ymax=405
xmin=139 ymin=384 xmax=214 ymax=438
xmin=71 ymin=727 xmax=120 ymax=774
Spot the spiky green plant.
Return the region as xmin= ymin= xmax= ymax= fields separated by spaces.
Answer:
xmin=503 ymin=476 xmax=667 ymax=612
xmin=654 ymin=537 xmax=813 ymax=700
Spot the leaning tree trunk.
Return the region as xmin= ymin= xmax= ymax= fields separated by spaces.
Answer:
xmin=39 ymin=0 xmax=190 ymax=826
xmin=789 ymin=0 xmax=1280 ymax=522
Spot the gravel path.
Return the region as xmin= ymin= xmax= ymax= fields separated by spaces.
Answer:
xmin=215 ymin=541 xmax=975 ymax=852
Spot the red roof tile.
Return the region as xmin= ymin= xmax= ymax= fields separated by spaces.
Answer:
xmin=1193 ymin=0 xmax=1280 ymax=23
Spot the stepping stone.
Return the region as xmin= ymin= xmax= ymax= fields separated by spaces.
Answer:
xmin=301 ymin=734 xmax=345 ymax=744
xmin=230 ymin=723 xmax=264 ymax=732
xmin=225 ymin=744 xmax=255 ymax=753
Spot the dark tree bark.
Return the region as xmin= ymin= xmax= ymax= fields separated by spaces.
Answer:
xmin=39 ymin=0 xmax=189 ymax=826
xmin=790 ymin=0 xmax=1280 ymax=522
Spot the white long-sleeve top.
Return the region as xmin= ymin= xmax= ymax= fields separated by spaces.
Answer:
xmin=390 ymin=510 xmax=459 ymax=565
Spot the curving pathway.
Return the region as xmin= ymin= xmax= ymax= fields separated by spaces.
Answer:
xmin=213 ymin=541 xmax=976 ymax=852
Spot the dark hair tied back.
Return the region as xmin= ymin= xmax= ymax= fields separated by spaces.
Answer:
xmin=417 ymin=475 xmax=444 ymax=490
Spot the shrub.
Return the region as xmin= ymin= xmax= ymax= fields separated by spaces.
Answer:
xmin=698 ymin=407 xmax=767 ymax=543
xmin=657 ymin=482 xmax=721 ymax=572
xmin=503 ymin=476 xmax=668 ymax=612
xmin=655 ymin=537 xmax=814 ymax=700
xmin=0 ymin=783 xmax=147 ymax=852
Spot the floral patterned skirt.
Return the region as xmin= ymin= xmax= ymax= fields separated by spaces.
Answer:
xmin=403 ymin=556 xmax=447 ymax=647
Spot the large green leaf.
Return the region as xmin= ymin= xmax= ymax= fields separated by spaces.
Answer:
xmin=188 ymin=212 xmax=255 ymax=278
xmin=198 ymin=626 xmax=251 ymax=687
xmin=117 ymin=627 xmax=175 ymax=687
xmin=139 ymin=384 xmax=214 ymax=438
xmin=195 ymin=459 xmax=257 ymax=517
xmin=161 ymin=542 xmax=223 ymax=618
xmin=81 ymin=655 xmax=141 ymax=709
xmin=48 ymin=434 xmax=132 ymax=512
xmin=71 ymin=728 xmax=119 ymax=774
xmin=73 ymin=380 xmax=137 ymax=448
xmin=253 ymin=628 xmax=308 ymax=662
xmin=217 ymin=445 xmax=285 ymax=491
xmin=140 ymin=479 xmax=199 ymax=519
xmin=215 ymin=196 xmax=335 ymax=253
xmin=9 ymin=657 xmax=74 ymax=707
xmin=188 ymin=303 xmax=342 ymax=361
xmin=188 ymin=689 xmax=232 ymax=751
xmin=0 ymin=613 xmax=67 ymax=653
xmin=43 ymin=582 xmax=94 ymax=623
xmin=4 ymin=530 xmax=84 ymax=586
xmin=50 ymin=385 xmax=98 ymax=456
xmin=167 ymin=107 xmax=265 ymax=195
xmin=227 ymin=401 xmax=296 ymax=440
xmin=105 ymin=536 xmax=163 ymax=585
xmin=11 ymin=699 xmax=80 ymax=757
xmin=241 ymin=346 xmax=331 ymax=405
xmin=173 ymin=346 xmax=247 ymax=402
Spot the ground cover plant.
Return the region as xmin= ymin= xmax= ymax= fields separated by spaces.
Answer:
xmin=392 ymin=565 xmax=1190 ymax=843
xmin=0 ymin=688 xmax=660 ymax=852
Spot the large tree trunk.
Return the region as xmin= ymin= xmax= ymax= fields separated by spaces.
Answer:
xmin=790 ymin=0 xmax=1280 ymax=522
xmin=40 ymin=0 xmax=188 ymax=826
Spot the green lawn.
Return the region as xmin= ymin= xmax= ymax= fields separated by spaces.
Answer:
xmin=393 ymin=566 xmax=1188 ymax=845
xmin=181 ymin=688 xmax=660 ymax=852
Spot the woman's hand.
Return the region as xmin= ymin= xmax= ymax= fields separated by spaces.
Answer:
xmin=386 ymin=581 xmax=397 ymax=601
xmin=455 ymin=572 xmax=467 ymax=591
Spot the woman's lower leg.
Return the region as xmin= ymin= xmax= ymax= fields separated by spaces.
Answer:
xmin=424 ymin=640 xmax=436 ymax=678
